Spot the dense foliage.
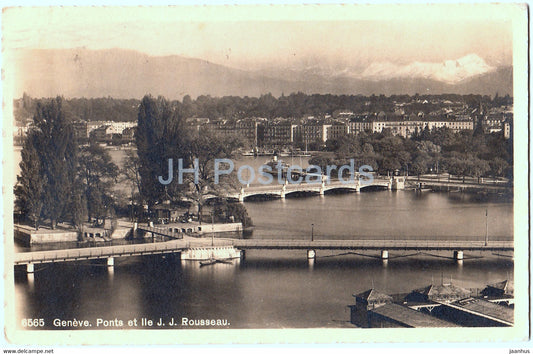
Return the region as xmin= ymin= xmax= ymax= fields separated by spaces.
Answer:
xmin=15 ymin=97 xmax=121 ymax=230
xmin=312 ymin=127 xmax=512 ymax=181
xmin=14 ymin=93 xmax=513 ymax=123
xmin=135 ymin=95 xmax=245 ymax=223
xmin=15 ymin=98 xmax=80 ymax=229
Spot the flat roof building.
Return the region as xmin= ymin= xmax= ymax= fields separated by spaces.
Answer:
xmin=368 ymin=303 xmax=459 ymax=328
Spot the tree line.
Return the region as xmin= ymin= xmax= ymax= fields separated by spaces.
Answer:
xmin=14 ymin=92 xmax=513 ymax=124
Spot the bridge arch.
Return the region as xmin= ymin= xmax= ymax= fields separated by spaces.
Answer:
xmin=322 ymin=186 xmax=360 ymax=194
xmin=359 ymin=184 xmax=390 ymax=191
xmin=284 ymin=190 xmax=321 ymax=198
xmin=242 ymin=193 xmax=282 ymax=201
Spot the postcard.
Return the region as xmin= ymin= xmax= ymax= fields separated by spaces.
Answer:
xmin=1 ymin=3 xmax=529 ymax=348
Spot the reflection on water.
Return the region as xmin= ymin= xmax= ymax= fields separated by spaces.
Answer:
xmin=15 ymin=252 xmax=512 ymax=329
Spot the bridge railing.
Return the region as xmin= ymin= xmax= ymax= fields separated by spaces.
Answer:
xmin=230 ymin=239 xmax=513 ymax=250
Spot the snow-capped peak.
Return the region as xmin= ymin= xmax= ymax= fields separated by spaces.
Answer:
xmin=360 ymin=54 xmax=494 ymax=84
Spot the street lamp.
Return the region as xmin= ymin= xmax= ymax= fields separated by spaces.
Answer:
xmin=311 ymin=223 xmax=314 ymax=242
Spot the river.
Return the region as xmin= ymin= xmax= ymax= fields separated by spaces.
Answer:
xmin=12 ymin=149 xmax=514 ymax=329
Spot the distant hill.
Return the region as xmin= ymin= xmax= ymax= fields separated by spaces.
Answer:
xmin=9 ymin=48 xmax=513 ymax=99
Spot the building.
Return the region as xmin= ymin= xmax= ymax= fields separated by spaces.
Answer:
xmin=203 ymin=119 xmax=259 ymax=145
xmin=122 ymin=127 xmax=136 ymax=143
xmin=348 ymin=288 xmax=393 ymax=327
xmin=503 ymin=120 xmax=512 ymax=139
xmin=294 ymin=123 xmax=331 ymax=144
xmin=263 ymin=122 xmax=297 ymax=147
xmin=87 ymin=121 xmax=137 ymax=135
xmin=72 ymin=121 xmax=89 ymax=142
xmin=326 ymin=122 xmax=349 ymax=141
xmin=90 ymin=125 xmax=113 ymax=142
xmin=348 ymin=117 xmax=373 ymax=135
xmin=368 ymin=303 xmax=459 ymax=328
xmin=153 ymin=203 xmax=191 ymax=224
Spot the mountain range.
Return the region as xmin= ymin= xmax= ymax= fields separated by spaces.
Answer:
xmin=9 ymin=48 xmax=513 ymax=99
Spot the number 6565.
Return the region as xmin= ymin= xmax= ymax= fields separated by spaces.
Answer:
xmin=22 ymin=318 xmax=44 ymax=327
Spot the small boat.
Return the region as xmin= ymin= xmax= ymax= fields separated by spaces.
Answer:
xmin=199 ymin=258 xmax=233 ymax=266
xmin=199 ymin=258 xmax=217 ymax=267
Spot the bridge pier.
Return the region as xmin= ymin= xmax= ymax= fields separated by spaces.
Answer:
xmin=107 ymin=257 xmax=115 ymax=267
xmin=453 ymin=251 xmax=464 ymax=261
xmin=307 ymin=249 xmax=316 ymax=259
xmin=240 ymin=250 xmax=246 ymax=261
xmin=26 ymin=263 xmax=34 ymax=274
xmin=381 ymin=250 xmax=389 ymax=260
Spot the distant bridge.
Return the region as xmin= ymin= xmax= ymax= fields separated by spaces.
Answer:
xmin=229 ymin=239 xmax=513 ymax=261
xmin=229 ymin=239 xmax=513 ymax=252
xmin=225 ymin=177 xmax=402 ymax=202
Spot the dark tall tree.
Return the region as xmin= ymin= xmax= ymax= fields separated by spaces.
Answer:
xmin=14 ymin=131 xmax=45 ymax=229
xmin=136 ymin=95 xmax=190 ymax=211
xmin=121 ymin=149 xmax=143 ymax=221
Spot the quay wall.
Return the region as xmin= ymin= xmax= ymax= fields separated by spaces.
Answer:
xmin=110 ymin=227 xmax=132 ymax=239
xmin=198 ymin=223 xmax=243 ymax=234
xmin=140 ymin=222 xmax=243 ymax=237
xmin=15 ymin=226 xmax=78 ymax=245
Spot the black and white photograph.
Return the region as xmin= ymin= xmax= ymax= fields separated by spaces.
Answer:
xmin=1 ymin=3 xmax=529 ymax=349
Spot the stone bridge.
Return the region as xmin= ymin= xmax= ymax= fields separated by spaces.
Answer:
xmin=223 ymin=176 xmax=405 ymax=202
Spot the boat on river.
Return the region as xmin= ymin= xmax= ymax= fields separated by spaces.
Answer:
xmin=200 ymin=258 xmax=217 ymax=267
xmin=199 ymin=258 xmax=234 ymax=267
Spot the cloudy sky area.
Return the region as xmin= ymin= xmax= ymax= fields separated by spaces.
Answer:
xmin=3 ymin=6 xmax=513 ymax=72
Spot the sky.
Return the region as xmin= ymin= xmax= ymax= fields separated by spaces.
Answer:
xmin=2 ymin=5 xmax=515 ymax=70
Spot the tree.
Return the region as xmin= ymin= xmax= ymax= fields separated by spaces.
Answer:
xmin=489 ymin=157 xmax=509 ymax=182
xmin=184 ymin=130 xmax=243 ymax=224
xmin=136 ymin=95 xmax=191 ymax=211
xmin=121 ymin=149 xmax=143 ymax=221
xmin=465 ymin=157 xmax=490 ymax=184
xmin=70 ymin=179 xmax=88 ymax=236
xmin=31 ymin=97 xmax=78 ymax=229
xmin=446 ymin=156 xmax=467 ymax=183
xmin=410 ymin=153 xmax=431 ymax=181
xmin=79 ymin=142 xmax=119 ymax=225
xmin=14 ymin=131 xmax=45 ymax=229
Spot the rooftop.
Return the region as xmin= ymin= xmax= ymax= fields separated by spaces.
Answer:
xmin=411 ymin=283 xmax=471 ymax=300
xmin=485 ymin=280 xmax=514 ymax=294
xmin=370 ymin=303 xmax=458 ymax=328
xmin=451 ymin=298 xmax=514 ymax=325
xmin=354 ymin=288 xmax=393 ymax=303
